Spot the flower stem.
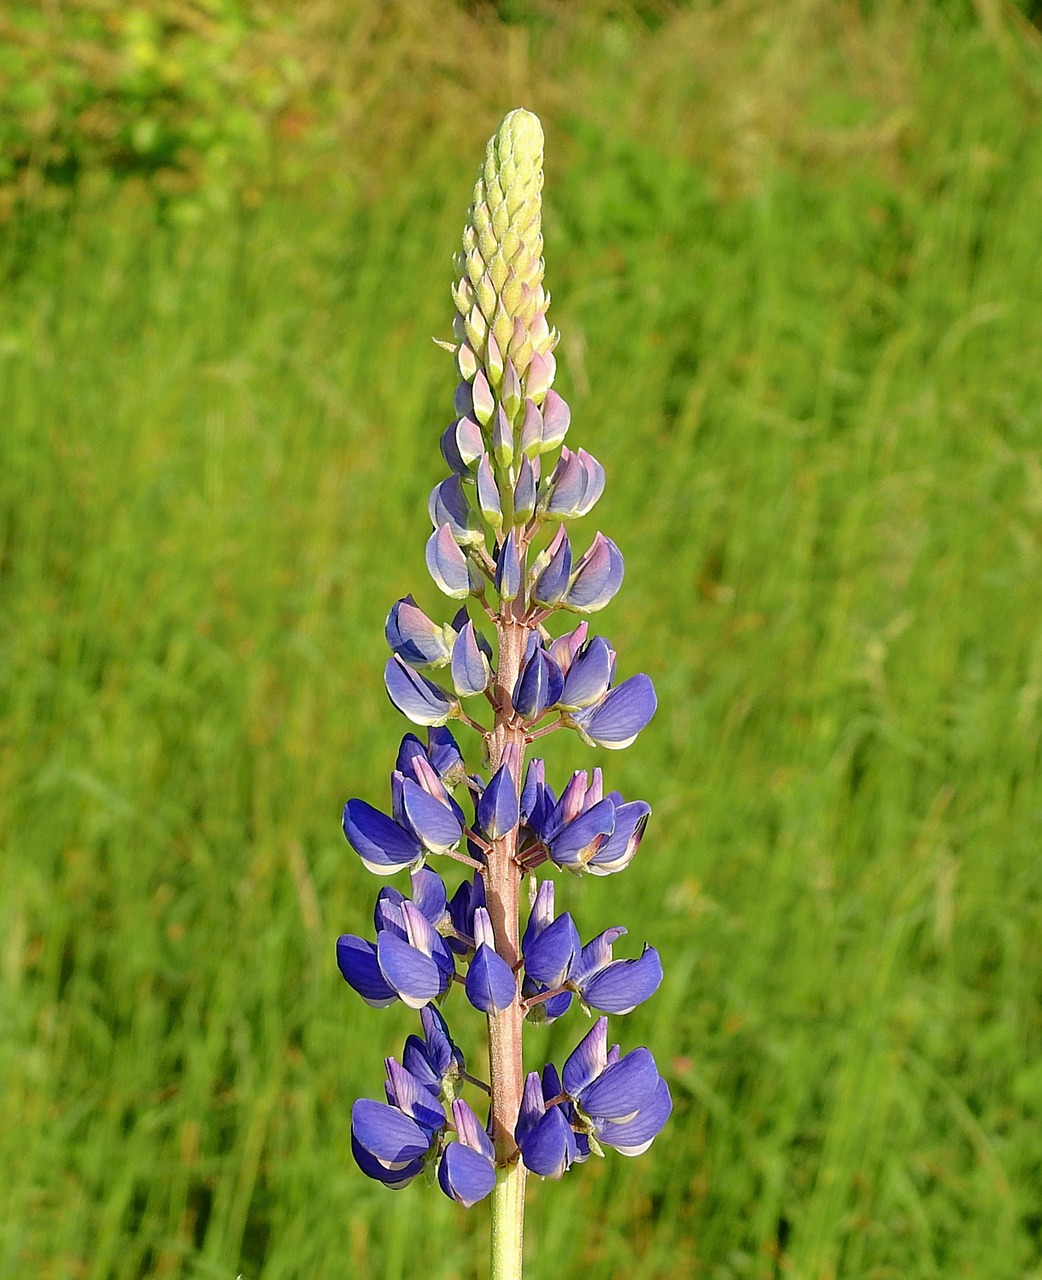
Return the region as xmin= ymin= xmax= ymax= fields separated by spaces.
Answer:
xmin=490 ymin=1158 xmax=526 ymax=1280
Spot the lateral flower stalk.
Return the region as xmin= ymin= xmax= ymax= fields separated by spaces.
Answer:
xmin=335 ymin=110 xmax=669 ymax=1280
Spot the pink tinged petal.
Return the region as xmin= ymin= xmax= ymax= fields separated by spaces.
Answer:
xmin=452 ymin=1098 xmax=496 ymax=1163
xmin=540 ymin=389 xmax=571 ymax=449
xmin=457 ymin=342 xmax=479 ymax=382
xmin=547 ymin=621 xmax=589 ymax=676
xmin=586 ymin=799 xmax=650 ymax=875
xmin=343 ymin=797 xmax=424 ymax=875
xmin=494 ymin=530 xmax=523 ymax=601
xmin=475 ymin=455 xmax=503 ymax=530
xmin=450 ymin=621 xmax=492 ymax=698
xmin=520 ymin=397 xmax=544 ymax=456
xmin=472 ymin=369 xmax=495 ymax=425
xmin=376 ymin=930 xmax=445 ymax=1009
xmin=519 ymin=1105 xmax=578 ymax=1179
xmin=476 ymin=761 xmax=519 ymax=840
xmin=543 ymin=448 xmax=591 ymax=520
xmin=438 ymin=1140 xmax=496 ymax=1207
xmin=575 ymin=449 xmax=606 ymax=513
xmin=596 ymin=1078 xmax=672 ymax=1156
xmin=572 ymin=673 xmax=657 ymax=749
xmin=384 ymin=656 xmax=458 ymax=728
xmin=351 ymin=1098 xmax=433 ymax=1169
xmin=426 ymin=524 xmax=479 ymax=600
xmin=562 ymin=1017 xmax=609 ymax=1097
xmin=525 ymin=352 xmax=552 ymax=406
xmin=401 ymin=778 xmax=463 ymax=854
xmin=578 ymin=1047 xmax=660 ymax=1122
xmin=531 ymin=527 xmax=573 ymax=607
xmin=336 ymin=935 xmax=397 ymax=1007
xmin=565 ymin=533 xmax=625 ymax=613
xmin=578 ymin=946 xmax=663 ymax=1016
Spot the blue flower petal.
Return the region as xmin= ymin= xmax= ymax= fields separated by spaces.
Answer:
xmin=596 ymin=1077 xmax=673 ymax=1156
xmin=578 ymin=946 xmax=663 ymax=1015
xmin=343 ymin=798 xmax=424 ymax=875
xmin=385 ymin=656 xmax=459 ymax=728
xmin=523 ymin=912 xmax=581 ymax=988
xmin=376 ymin=931 xmax=448 ymax=1009
xmin=571 ymin=673 xmax=657 ymax=750
xmin=401 ymin=778 xmax=464 ymax=854
xmin=335 ymin=935 xmax=397 ymax=1007
xmin=437 ymin=1141 xmax=497 ymax=1207
xmin=352 ymin=1098 xmax=433 ymax=1168
xmin=476 ymin=762 xmax=519 ymax=841
xmin=465 ymin=942 xmax=517 ymax=1014
xmin=519 ymin=1105 xmax=578 ymax=1179
xmin=578 ymin=1047 xmax=660 ymax=1122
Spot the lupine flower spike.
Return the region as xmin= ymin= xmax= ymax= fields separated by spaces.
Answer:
xmin=336 ymin=109 xmax=670 ymax=1280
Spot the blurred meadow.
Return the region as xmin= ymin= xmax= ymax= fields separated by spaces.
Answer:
xmin=2 ymin=1 xmax=1042 ymax=1277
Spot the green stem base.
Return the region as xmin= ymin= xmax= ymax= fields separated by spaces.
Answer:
xmin=490 ymin=1159 xmax=527 ymax=1280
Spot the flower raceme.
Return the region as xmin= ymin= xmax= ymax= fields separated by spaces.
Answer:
xmin=335 ymin=108 xmax=669 ymax=1246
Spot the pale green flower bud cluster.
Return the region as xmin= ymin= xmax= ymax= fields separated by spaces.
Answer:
xmin=451 ymin=109 xmax=559 ymax=400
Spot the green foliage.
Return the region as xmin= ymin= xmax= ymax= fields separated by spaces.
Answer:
xmin=2 ymin=3 xmax=1042 ymax=1278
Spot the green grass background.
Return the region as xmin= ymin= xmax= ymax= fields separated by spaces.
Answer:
xmin=2 ymin=2 xmax=1042 ymax=1277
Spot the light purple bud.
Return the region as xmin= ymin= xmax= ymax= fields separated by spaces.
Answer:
xmin=513 ymin=456 xmax=538 ymax=524
xmin=472 ymin=370 xmax=495 ymax=426
xmin=525 ymin=352 xmax=552 ymax=405
xmin=559 ymin=635 xmax=616 ymax=710
xmin=492 ymin=405 xmax=513 ymax=468
xmin=547 ymin=622 xmax=589 ymax=676
xmin=531 ymin=527 xmax=573 ymax=607
xmin=426 ymin=524 xmax=479 ymax=599
xmin=384 ymin=655 xmax=459 ymax=727
xmin=477 ymin=757 xmax=519 ymax=840
xmin=450 ymin=620 xmax=493 ymax=697
xmin=476 ymin=454 xmax=503 ymax=530
xmin=495 ymin=531 xmax=523 ymax=601
xmin=429 ymin=475 xmax=483 ymax=546
xmin=565 ymin=532 xmax=624 ymax=613
xmin=540 ymin=389 xmax=570 ymax=449
xmin=520 ymin=397 xmax=543 ymax=456
xmin=454 ymin=380 xmax=473 ymax=418
xmin=501 ymin=358 xmax=522 ymax=421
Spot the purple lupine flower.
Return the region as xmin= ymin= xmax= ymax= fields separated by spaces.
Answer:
xmin=438 ymin=1100 xmax=497 ymax=1206
xmin=337 ymin=111 xmax=669 ymax=1248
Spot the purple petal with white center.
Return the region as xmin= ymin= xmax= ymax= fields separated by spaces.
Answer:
xmin=476 ymin=454 xmax=503 ymax=529
xmin=523 ymin=912 xmax=581 ymax=988
xmin=585 ymin=799 xmax=650 ymax=875
xmin=450 ymin=621 xmax=492 ymax=697
xmin=476 ymin=761 xmax=519 ymax=840
xmin=578 ymin=945 xmax=663 ymax=1015
xmin=376 ymin=931 xmax=448 ymax=1009
xmin=452 ymin=1098 xmax=496 ymax=1163
xmin=531 ymin=528 xmax=572 ymax=607
xmin=427 ymin=524 xmax=479 ymax=600
xmin=465 ymin=942 xmax=516 ymax=1014
xmin=401 ymin=778 xmax=463 ymax=854
xmin=565 ymin=533 xmax=625 ymax=613
xmin=541 ymin=389 xmax=571 ymax=448
xmin=384 ymin=656 xmax=458 ymax=728
xmin=395 ymin=733 xmax=428 ymax=775
xmin=343 ymin=798 xmax=424 ymax=875
xmin=562 ymin=1017 xmax=610 ymax=1098
xmin=336 ymin=935 xmax=397 ymax=1007
xmin=578 ymin=1047 xmax=661 ymax=1122
xmin=571 ymin=673 xmax=657 ymax=750
xmin=351 ymin=1098 xmax=433 ymax=1168
xmin=373 ymin=886 xmax=407 ymax=938
xmin=519 ymin=1105 xmax=578 ymax=1179
xmin=559 ymin=635 xmax=616 ymax=711
xmin=384 ymin=1058 xmax=446 ymax=1133
xmin=547 ymin=797 xmax=616 ymax=871
xmin=437 ymin=1140 xmax=496 ymax=1207
xmin=385 ymin=596 xmax=453 ymax=668
xmin=351 ymin=1132 xmax=424 ymax=1188
xmin=472 ymin=906 xmax=496 ymax=951
xmin=596 ymin=1077 xmax=673 ymax=1156
xmin=495 ymin=530 xmax=523 ymax=602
